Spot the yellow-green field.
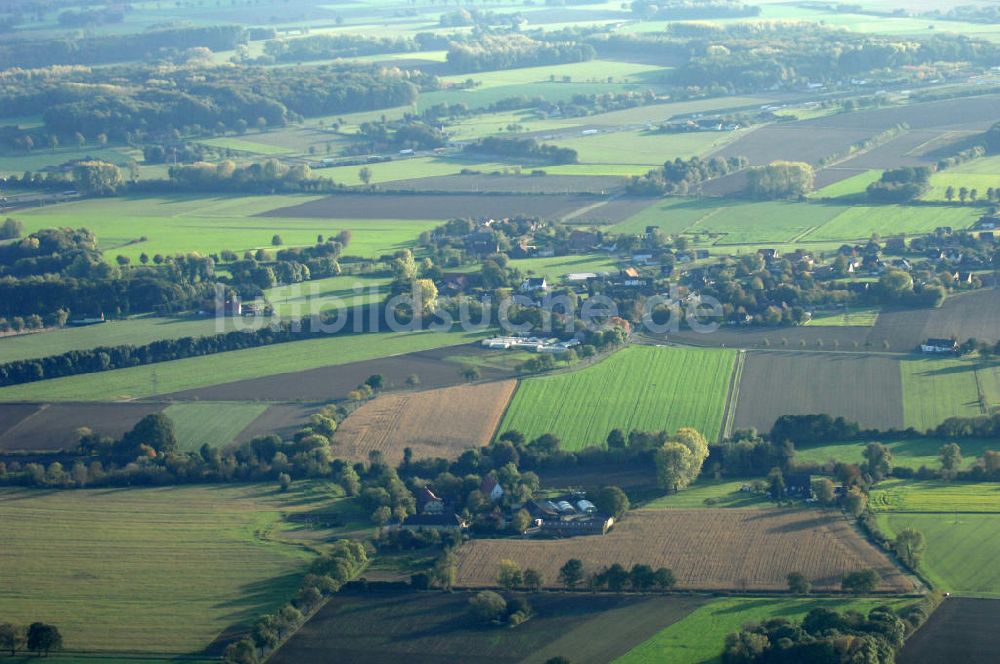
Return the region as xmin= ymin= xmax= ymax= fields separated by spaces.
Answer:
xmin=0 ymin=483 xmax=364 ymax=655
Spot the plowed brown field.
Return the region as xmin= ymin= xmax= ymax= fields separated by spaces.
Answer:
xmin=332 ymin=379 xmax=517 ymax=463
xmin=452 ymin=508 xmax=915 ymax=592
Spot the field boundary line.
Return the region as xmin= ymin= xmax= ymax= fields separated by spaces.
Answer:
xmin=490 ymin=378 xmax=521 ymax=443
xmin=972 ymin=365 xmax=988 ymax=414
xmin=720 ymin=349 xmax=746 ymax=442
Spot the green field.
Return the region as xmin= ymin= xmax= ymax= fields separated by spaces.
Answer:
xmin=264 ymin=274 xmax=392 ymax=317
xmin=804 ymin=307 xmax=880 ymax=327
xmin=614 ymin=597 xmax=909 ymax=664
xmin=164 ymin=402 xmax=269 ymax=451
xmin=0 ymin=316 xmax=247 ymax=364
xmin=809 ymin=204 xmax=980 ymax=241
xmin=876 ymin=512 xmax=1000 ymax=597
xmin=195 ymin=136 xmax=295 ymax=155
xmin=900 ymin=357 xmax=985 ymax=431
xmin=643 ymin=479 xmax=769 ymax=508
xmin=613 ymin=199 xmax=848 ymax=243
xmin=551 ymin=129 xmax=744 ymax=166
xmin=0 ymin=329 xmax=486 ymax=401
xmin=499 ymin=345 xmax=736 ymax=449
xmin=508 ymin=253 xmax=621 ymax=277
xmin=0 ymin=145 xmax=137 ymax=176
xmin=811 ymin=170 xmax=883 ymax=200
xmin=13 ymin=194 xmax=438 ymax=261
xmin=438 ymin=60 xmax=667 ymax=90
xmin=870 ymin=479 xmax=1000 ymax=513
xmin=0 ymin=482 xmax=362 ymax=655
xmin=794 ymin=438 xmax=994 ymax=471
xmin=925 ymin=155 xmax=1000 ymax=201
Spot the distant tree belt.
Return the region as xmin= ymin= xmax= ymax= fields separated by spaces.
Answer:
xmin=0 ymin=277 xmax=213 ymax=320
xmin=0 ymin=306 xmax=387 ymax=387
xmin=2 ymin=64 xmax=420 ymax=141
xmin=446 ymin=35 xmax=595 ymax=73
xmin=0 ymin=25 xmax=247 ymax=69
xmin=462 ymin=137 xmax=578 ymax=165
xmin=262 ymin=33 xmax=430 ymax=63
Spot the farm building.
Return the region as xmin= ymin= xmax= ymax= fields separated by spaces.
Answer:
xmin=481 ymin=336 xmax=580 ymax=353
xmin=524 ymin=495 xmax=614 ymax=537
xmin=416 ymin=487 xmax=445 ymax=515
xmin=481 ymin=477 xmax=504 ymax=503
xmin=397 ymin=513 xmax=469 ymax=532
xmin=784 ymin=473 xmax=813 ymax=498
xmin=520 ymin=277 xmax=548 ymax=292
xmin=921 ymin=338 xmax=958 ymax=353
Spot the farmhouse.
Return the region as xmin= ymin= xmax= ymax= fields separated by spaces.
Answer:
xmin=520 ymin=277 xmax=548 ymax=293
xmin=921 ymin=338 xmax=958 ymax=353
xmin=784 ymin=473 xmax=812 ymax=498
xmin=416 ymin=487 xmax=445 ymax=515
xmin=480 ymin=476 xmax=504 ymax=503
xmin=524 ymin=495 xmax=614 ymax=537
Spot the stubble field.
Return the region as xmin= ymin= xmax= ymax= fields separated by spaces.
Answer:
xmin=452 ymin=508 xmax=914 ymax=592
xmin=332 ymin=380 xmax=517 ymax=463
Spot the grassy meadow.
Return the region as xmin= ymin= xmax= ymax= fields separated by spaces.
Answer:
xmin=164 ymin=402 xmax=270 ymax=451
xmin=794 ymin=437 xmax=994 ymax=471
xmin=499 ymin=345 xmax=736 ymax=449
xmin=0 ymin=482 xmax=363 ymax=655
xmin=804 ymin=307 xmax=880 ymax=327
xmin=643 ymin=479 xmax=770 ymax=509
xmin=900 ymin=357 xmax=987 ymax=431
xmin=0 ymin=329 xmax=487 ymax=401
xmin=614 ymin=597 xmax=910 ymax=664
xmin=13 ymin=195 xmax=439 ymax=261
xmin=0 ymin=316 xmax=241 ymax=364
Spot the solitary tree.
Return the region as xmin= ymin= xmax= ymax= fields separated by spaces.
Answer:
xmin=0 ymin=623 xmax=24 ymax=656
xmin=523 ymin=568 xmax=544 ymax=591
xmin=787 ymin=572 xmax=811 ymax=594
xmin=559 ymin=559 xmax=584 ymax=589
xmin=468 ymin=591 xmax=507 ymax=623
xmin=841 ymin=569 xmax=879 ymax=593
xmin=497 ymin=559 xmax=523 ymax=590
xmin=945 ymin=185 xmax=955 ymax=202
xmin=271 ymin=234 xmax=283 ymax=246
xmin=894 ymin=528 xmax=926 ymax=569
xmin=593 ymin=486 xmax=629 ymax=520
xmin=358 ymin=166 xmax=373 ymax=186
xmin=653 ymin=567 xmax=676 ymax=591
xmin=26 ymin=623 xmax=62 ymax=656
xmin=938 ymin=443 xmax=962 ymax=479
xmin=862 ymin=442 xmax=893 ymax=481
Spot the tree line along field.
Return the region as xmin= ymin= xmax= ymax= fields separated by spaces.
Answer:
xmin=451 ymin=508 xmax=914 ymax=593
xmin=615 ymin=596 xmax=911 ymax=664
xmin=498 ymin=345 xmax=735 ymax=450
xmin=272 ymin=592 xmax=705 ymax=664
xmin=0 ymin=482 xmax=367 ymax=656
xmin=331 ymin=380 xmax=518 ymax=464
xmin=793 ymin=437 xmax=996 ymax=472
xmin=0 ymin=329 xmax=487 ymax=402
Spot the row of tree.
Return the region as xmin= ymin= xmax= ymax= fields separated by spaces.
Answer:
xmin=0 ymin=622 xmax=62 ymax=657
